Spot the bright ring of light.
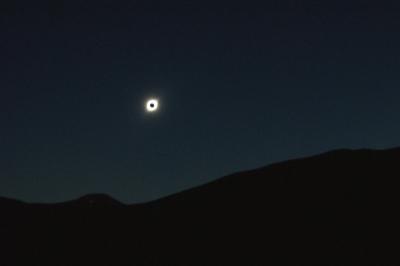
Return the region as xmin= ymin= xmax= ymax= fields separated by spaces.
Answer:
xmin=146 ymin=99 xmax=159 ymax=112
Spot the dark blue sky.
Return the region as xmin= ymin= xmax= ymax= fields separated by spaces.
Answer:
xmin=1 ymin=0 xmax=400 ymax=203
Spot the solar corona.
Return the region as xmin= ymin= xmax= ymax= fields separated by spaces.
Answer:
xmin=146 ymin=99 xmax=159 ymax=113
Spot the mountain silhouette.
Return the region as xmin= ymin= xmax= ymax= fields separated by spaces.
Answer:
xmin=1 ymin=148 xmax=399 ymax=265
xmin=64 ymin=193 xmax=124 ymax=207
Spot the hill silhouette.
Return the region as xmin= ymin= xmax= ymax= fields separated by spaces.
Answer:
xmin=1 ymin=148 xmax=399 ymax=265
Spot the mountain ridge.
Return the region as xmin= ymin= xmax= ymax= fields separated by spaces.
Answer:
xmin=1 ymin=147 xmax=399 ymax=265
xmin=3 ymin=147 xmax=398 ymax=206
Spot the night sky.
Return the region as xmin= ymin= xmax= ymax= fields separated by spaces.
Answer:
xmin=2 ymin=0 xmax=400 ymax=203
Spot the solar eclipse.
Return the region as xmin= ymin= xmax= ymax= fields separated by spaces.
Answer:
xmin=146 ymin=99 xmax=159 ymax=113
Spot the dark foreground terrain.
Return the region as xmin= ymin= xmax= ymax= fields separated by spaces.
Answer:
xmin=1 ymin=148 xmax=399 ymax=265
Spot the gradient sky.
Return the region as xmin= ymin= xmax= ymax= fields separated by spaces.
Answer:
xmin=2 ymin=0 xmax=400 ymax=203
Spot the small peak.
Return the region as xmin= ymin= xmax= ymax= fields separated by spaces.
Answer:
xmin=75 ymin=194 xmax=123 ymax=206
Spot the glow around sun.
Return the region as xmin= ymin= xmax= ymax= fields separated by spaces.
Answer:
xmin=146 ymin=98 xmax=159 ymax=113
